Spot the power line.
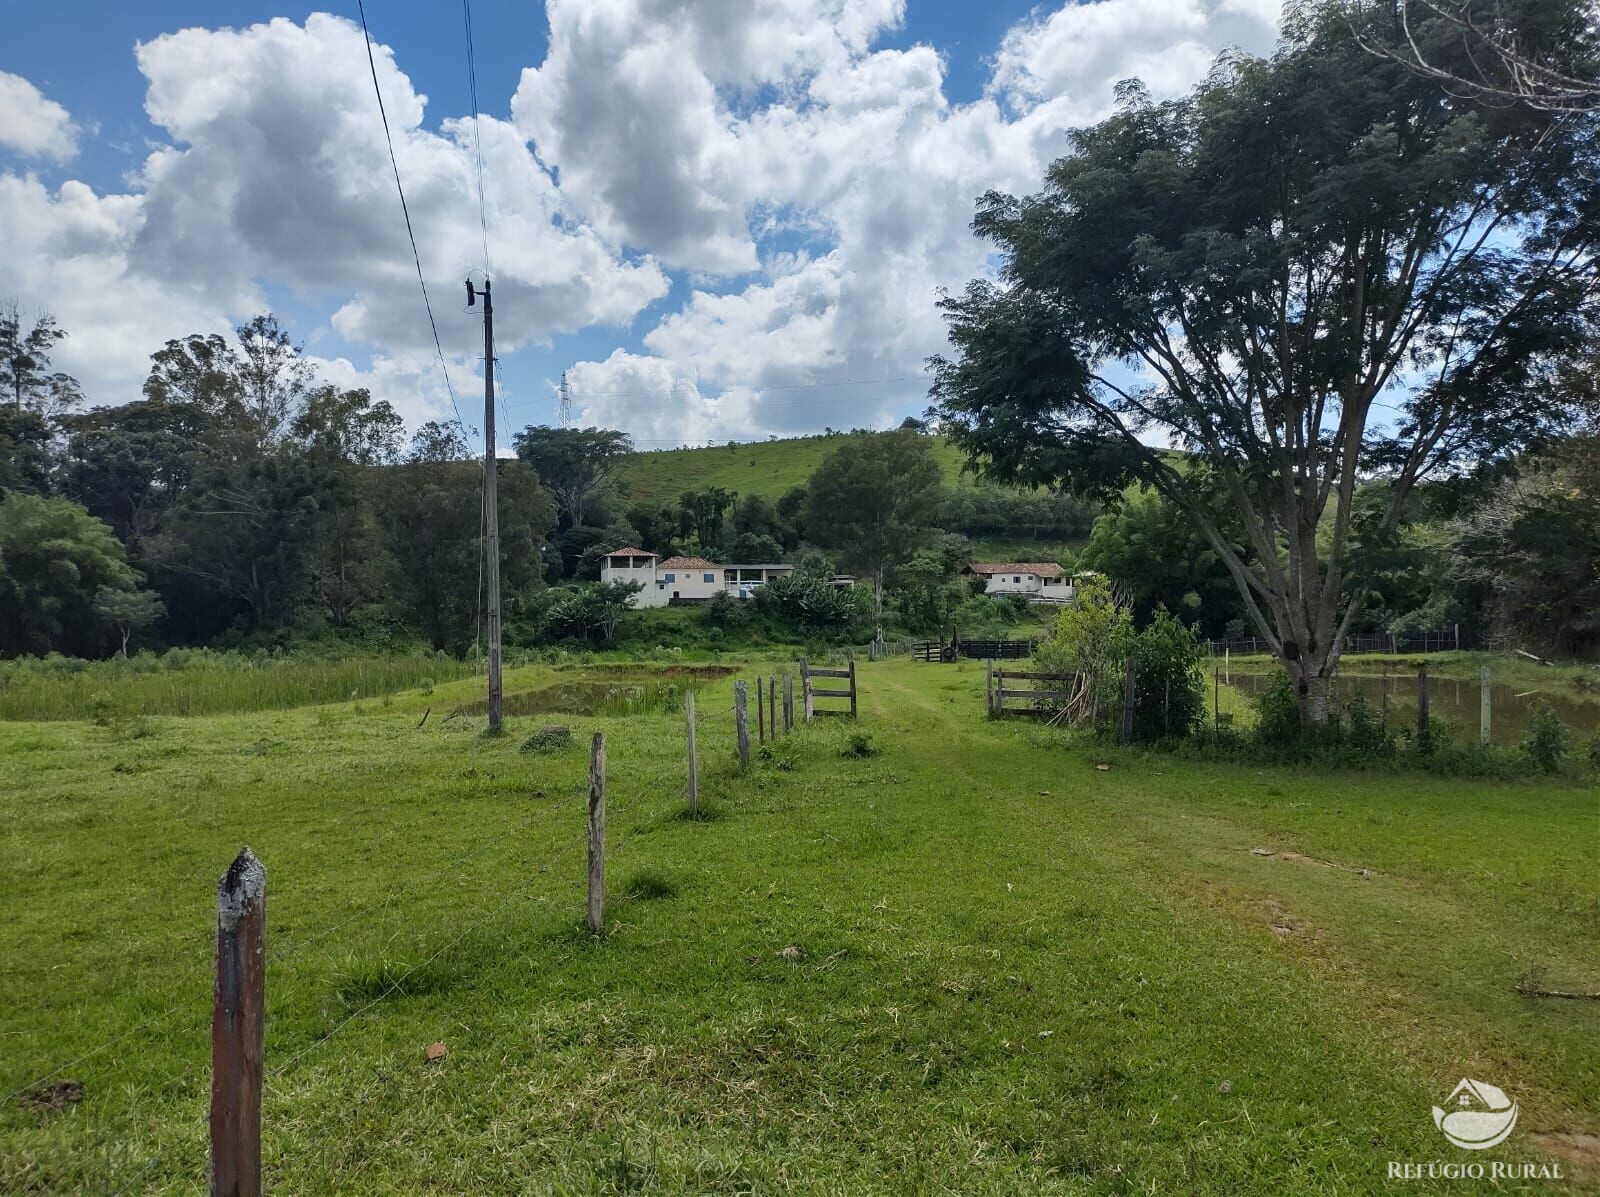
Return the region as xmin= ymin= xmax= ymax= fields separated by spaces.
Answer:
xmin=461 ymin=0 xmax=491 ymax=280
xmin=355 ymin=0 xmax=469 ymax=437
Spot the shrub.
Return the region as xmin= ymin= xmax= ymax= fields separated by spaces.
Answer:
xmin=1125 ymin=608 xmax=1204 ymax=741
xmin=1253 ymin=676 xmax=1302 ymax=745
xmin=839 ymin=731 xmax=881 ymax=758
xmin=1521 ymin=702 xmax=1570 ymax=774
xmin=520 ymin=725 xmax=574 ymax=754
xmin=1342 ymin=694 xmax=1391 ymax=754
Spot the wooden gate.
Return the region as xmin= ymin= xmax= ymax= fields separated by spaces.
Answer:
xmin=986 ymin=662 xmax=1080 ymax=717
xmin=799 ymin=657 xmax=857 ymax=719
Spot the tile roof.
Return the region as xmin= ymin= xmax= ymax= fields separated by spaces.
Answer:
xmin=607 ymin=547 xmax=656 ymax=557
xmin=965 ymin=562 xmax=1065 ymax=578
xmin=657 ymin=556 xmax=721 ymax=570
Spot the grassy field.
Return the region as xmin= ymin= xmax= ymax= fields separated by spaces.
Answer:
xmin=618 ymin=434 xmax=975 ymax=504
xmin=0 ymin=652 xmax=478 ymax=722
xmin=2 ymin=658 xmax=1597 ymax=1192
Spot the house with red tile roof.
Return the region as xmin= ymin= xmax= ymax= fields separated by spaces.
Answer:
xmin=961 ymin=561 xmax=1078 ymax=604
xmin=599 ymin=550 xmax=796 ymax=608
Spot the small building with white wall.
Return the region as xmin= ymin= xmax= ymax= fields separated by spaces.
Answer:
xmin=600 ymin=548 xmax=669 ymax=607
xmin=963 ymin=562 xmax=1076 ymax=603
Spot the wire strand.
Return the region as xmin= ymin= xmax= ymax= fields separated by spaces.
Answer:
xmin=355 ymin=0 xmax=468 ymax=436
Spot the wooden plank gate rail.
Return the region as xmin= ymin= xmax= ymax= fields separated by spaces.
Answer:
xmin=986 ymin=662 xmax=1078 ymax=717
xmin=798 ymin=656 xmax=858 ymax=719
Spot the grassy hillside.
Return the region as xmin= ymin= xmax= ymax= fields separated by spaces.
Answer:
xmin=620 ymin=433 xmax=975 ymax=505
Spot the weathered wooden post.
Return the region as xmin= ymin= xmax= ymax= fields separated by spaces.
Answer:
xmin=801 ymin=659 xmax=815 ymax=723
xmin=685 ymin=692 xmax=699 ymax=817
xmin=783 ymin=673 xmax=794 ymax=732
xmin=1224 ymin=645 xmax=1230 ymax=685
xmin=1213 ymin=667 xmax=1220 ymax=732
xmin=212 ymin=848 xmax=266 ymax=1197
xmin=1479 ymin=666 xmax=1492 ymax=746
xmin=986 ymin=659 xmax=995 ymax=718
xmin=756 ymin=679 xmax=765 ymax=745
xmin=1121 ymin=659 xmax=1136 ymax=743
xmin=1381 ymin=662 xmax=1390 ymax=735
xmin=586 ymin=732 xmax=606 ymax=934
xmin=734 ymin=681 xmax=750 ymax=768
xmin=1416 ymin=663 xmax=1430 ymax=747
xmin=768 ymin=676 xmax=776 ymax=740
xmin=848 ymin=660 xmax=858 ymax=719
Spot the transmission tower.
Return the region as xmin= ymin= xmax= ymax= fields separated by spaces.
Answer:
xmin=558 ymin=371 xmax=572 ymax=427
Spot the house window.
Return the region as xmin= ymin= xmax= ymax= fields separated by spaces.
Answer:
xmin=664 ymin=572 xmax=675 ymax=582
xmin=703 ymin=573 xmax=715 ymax=583
xmin=1013 ymin=576 xmax=1022 ymax=583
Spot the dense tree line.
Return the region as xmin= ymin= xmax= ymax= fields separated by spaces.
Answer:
xmin=0 ymin=310 xmax=555 ymax=658
xmin=4 ymin=300 xmax=1589 ymax=662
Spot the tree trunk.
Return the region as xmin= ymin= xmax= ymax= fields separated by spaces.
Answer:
xmin=1283 ymin=652 xmax=1335 ymax=726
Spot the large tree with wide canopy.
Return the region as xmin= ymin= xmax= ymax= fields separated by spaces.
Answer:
xmin=931 ymin=0 xmax=1598 ymax=721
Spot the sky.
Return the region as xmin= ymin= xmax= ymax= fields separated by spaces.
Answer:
xmin=0 ymin=0 xmax=1283 ymax=452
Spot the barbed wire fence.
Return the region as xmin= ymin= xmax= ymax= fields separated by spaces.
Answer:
xmin=9 ymin=666 xmax=820 ymax=1193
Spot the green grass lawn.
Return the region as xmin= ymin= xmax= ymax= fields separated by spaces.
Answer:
xmin=2 ymin=659 xmax=1596 ymax=1193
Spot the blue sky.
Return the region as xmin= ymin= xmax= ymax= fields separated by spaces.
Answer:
xmin=0 ymin=1 xmax=1280 ymax=449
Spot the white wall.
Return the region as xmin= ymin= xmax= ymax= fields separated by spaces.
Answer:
xmin=656 ymin=564 xmax=724 ymax=603
xmin=601 ymin=557 xmax=668 ymax=608
xmin=982 ymin=572 xmax=1044 ymax=596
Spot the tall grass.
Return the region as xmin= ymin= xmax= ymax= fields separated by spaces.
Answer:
xmin=0 ymin=649 xmax=477 ymax=720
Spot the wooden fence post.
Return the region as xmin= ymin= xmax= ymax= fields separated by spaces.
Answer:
xmin=587 ymin=732 xmax=605 ymax=935
xmin=1479 ymin=666 xmax=1491 ymax=746
xmin=848 ymin=659 xmax=858 ymax=719
xmin=985 ymin=659 xmax=995 ymax=717
xmin=1121 ymin=659 xmax=1136 ymax=743
xmin=783 ymin=673 xmax=794 ymax=732
xmin=756 ymin=679 xmax=765 ymax=745
xmin=1416 ymin=664 xmax=1430 ymax=746
xmin=768 ymin=676 xmax=777 ymax=740
xmin=800 ymin=658 xmax=815 ymax=723
xmin=1213 ymin=667 xmax=1220 ymax=732
xmin=212 ymin=847 xmax=266 ymax=1197
xmin=685 ymin=692 xmax=699 ymax=817
xmin=735 ymin=681 xmax=750 ymax=768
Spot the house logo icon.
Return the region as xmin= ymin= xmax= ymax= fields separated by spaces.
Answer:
xmin=1432 ymin=1079 xmax=1519 ymax=1150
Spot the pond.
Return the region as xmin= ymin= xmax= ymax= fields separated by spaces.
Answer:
xmin=1225 ymin=667 xmax=1600 ymax=746
xmin=452 ymin=665 xmax=736 ymax=719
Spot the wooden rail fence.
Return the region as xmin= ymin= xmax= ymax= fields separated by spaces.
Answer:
xmin=986 ymin=662 xmax=1080 ymax=717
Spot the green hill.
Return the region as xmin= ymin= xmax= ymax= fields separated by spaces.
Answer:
xmin=617 ymin=433 xmax=1092 ymax=562
xmin=619 ymin=434 xmax=975 ymax=505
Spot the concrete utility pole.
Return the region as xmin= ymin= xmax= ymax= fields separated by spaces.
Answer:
xmin=467 ymin=277 xmax=502 ymax=731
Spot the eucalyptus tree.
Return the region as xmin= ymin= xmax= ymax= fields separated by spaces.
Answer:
xmin=931 ymin=0 xmax=1597 ymax=721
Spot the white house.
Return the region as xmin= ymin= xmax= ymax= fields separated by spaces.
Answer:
xmin=599 ymin=550 xmax=796 ymax=607
xmin=963 ymin=562 xmax=1077 ymax=603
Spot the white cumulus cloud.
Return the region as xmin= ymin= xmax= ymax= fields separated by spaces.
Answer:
xmin=0 ymin=71 xmax=79 ymax=159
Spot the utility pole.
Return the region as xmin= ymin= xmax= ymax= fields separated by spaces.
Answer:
xmin=467 ymin=276 xmax=501 ymax=731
